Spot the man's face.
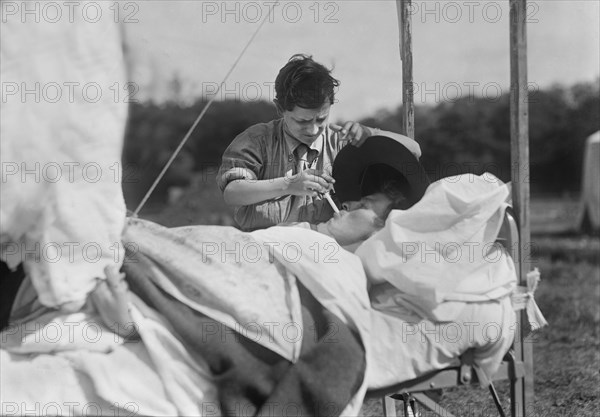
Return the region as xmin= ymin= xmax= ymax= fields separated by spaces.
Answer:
xmin=325 ymin=193 xmax=393 ymax=246
xmin=281 ymin=102 xmax=331 ymax=145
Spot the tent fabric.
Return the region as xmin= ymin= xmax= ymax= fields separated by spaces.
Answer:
xmin=0 ymin=2 xmax=128 ymax=311
xmin=578 ymin=131 xmax=600 ymax=230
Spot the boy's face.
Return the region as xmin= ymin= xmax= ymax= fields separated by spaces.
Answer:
xmin=325 ymin=193 xmax=393 ymax=246
xmin=281 ymin=102 xmax=331 ymax=145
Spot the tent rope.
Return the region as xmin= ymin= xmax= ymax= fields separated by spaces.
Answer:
xmin=132 ymin=3 xmax=278 ymax=217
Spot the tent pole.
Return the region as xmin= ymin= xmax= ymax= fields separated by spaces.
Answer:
xmin=510 ymin=0 xmax=534 ymax=414
xmin=397 ymin=0 xmax=414 ymax=139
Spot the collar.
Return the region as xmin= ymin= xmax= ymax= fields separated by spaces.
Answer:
xmin=282 ymin=121 xmax=324 ymax=155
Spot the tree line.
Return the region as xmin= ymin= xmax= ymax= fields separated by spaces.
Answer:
xmin=122 ymin=80 xmax=599 ymax=207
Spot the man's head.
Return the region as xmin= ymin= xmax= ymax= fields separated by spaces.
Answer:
xmin=325 ymin=178 xmax=407 ymax=247
xmin=328 ymin=138 xmax=431 ymax=247
xmin=274 ymin=54 xmax=340 ymax=145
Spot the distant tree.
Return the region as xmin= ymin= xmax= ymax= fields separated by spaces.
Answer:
xmin=360 ymin=80 xmax=599 ymax=194
xmin=122 ymin=80 xmax=599 ymax=210
xmin=167 ymin=73 xmax=185 ymax=105
xmin=122 ymin=99 xmax=277 ymax=209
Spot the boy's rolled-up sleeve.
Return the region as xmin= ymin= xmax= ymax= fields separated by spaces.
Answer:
xmin=216 ymin=132 xmax=264 ymax=192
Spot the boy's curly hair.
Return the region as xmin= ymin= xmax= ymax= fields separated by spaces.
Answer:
xmin=275 ymin=54 xmax=340 ymax=111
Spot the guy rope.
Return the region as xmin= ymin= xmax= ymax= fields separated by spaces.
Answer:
xmin=132 ymin=2 xmax=278 ymax=217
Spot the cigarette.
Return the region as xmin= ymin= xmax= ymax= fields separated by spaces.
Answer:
xmin=324 ymin=192 xmax=340 ymax=214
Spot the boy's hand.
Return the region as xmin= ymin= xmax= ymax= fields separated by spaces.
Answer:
xmin=330 ymin=122 xmax=370 ymax=147
xmin=285 ymin=169 xmax=335 ymax=197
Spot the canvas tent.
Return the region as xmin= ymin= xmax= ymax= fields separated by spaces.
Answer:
xmin=0 ymin=5 xmax=128 ymax=311
xmin=577 ymin=131 xmax=600 ymax=232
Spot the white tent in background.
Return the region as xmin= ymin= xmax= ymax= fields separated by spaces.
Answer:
xmin=578 ymin=131 xmax=600 ymax=232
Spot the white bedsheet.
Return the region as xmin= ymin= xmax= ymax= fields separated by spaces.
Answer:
xmin=357 ymin=173 xmax=517 ymax=321
xmin=1 ymin=275 xmax=218 ymax=416
xmin=357 ymin=173 xmax=518 ymax=387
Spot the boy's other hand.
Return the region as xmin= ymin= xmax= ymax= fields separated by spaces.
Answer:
xmin=330 ymin=122 xmax=370 ymax=147
xmin=285 ymin=169 xmax=335 ymax=197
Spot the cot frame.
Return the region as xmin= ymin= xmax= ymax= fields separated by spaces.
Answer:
xmin=374 ymin=1 xmax=534 ymax=416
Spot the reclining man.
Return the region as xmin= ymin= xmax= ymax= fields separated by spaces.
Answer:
xmin=120 ymin=135 xmax=517 ymax=413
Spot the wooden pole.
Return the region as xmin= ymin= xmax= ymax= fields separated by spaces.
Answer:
xmin=397 ymin=0 xmax=414 ymax=139
xmin=510 ymin=0 xmax=534 ymax=414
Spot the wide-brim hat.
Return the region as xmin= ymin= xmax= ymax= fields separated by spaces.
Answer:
xmin=332 ymin=135 xmax=431 ymax=208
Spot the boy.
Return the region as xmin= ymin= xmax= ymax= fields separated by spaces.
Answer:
xmin=217 ymin=54 xmax=420 ymax=231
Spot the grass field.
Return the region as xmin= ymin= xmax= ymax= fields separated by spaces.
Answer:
xmin=144 ymin=177 xmax=599 ymax=417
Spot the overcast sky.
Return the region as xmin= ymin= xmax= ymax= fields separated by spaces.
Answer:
xmin=125 ymin=0 xmax=600 ymax=120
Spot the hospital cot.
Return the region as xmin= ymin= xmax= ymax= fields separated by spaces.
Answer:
xmin=368 ymin=208 xmax=534 ymax=417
